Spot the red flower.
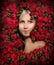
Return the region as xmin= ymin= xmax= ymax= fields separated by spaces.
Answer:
xmin=41 ymin=0 xmax=46 ymax=3
xmin=1 ymin=10 xmax=8 ymax=16
xmin=30 ymin=31 xmax=35 ymax=36
xmin=1 ymin=0 xmax=54 ymax=65
xmin=26 ymin=54 xmax=31 ymax=63
xmin=29 ymin=3 xmax=36 ymax=11
xmin=38 ymin=16 xmax=43 ymax=21
xmin=36 ymin=21 xmax=43 ymax=27
xmin=0 ymin=60 xmax=4 ymax=65
xmin=11 ymin=53 xmax=17 ymax=59
xmin=38 ymin=28 xmax=43 ymax=32
xmin=14 ymin=39 xmax=23 ymax=48
xmin=3 ymin=17 xmax=18 ymax=29
xmin=7 ymin=47 xmax=13 ymax=52
xmin=8 ymin=3 xmax=17 ymax=13
xmin=33 ymin=58 xmax=37 ymax=63
xmin=33 ymin=49 xmax=38 ymax=55
xmin=35 ymin=32 xmax=40 ymax=39
xmin=47 ymin=8 xmax=52 ymax=14
xmin=43 ymin=17 xmax=49 ymax=23
xmin=47 ymin=23 xmax=52 ymax=27
xmin=40 ymin=56 xmax=45 ymax=62
xmin=20 ymin=2 xmax=27 ymax=8
xmin=6 ymin=53 xmax=11 ymax=58
xmin=19 ymin=60 xmax=25 ymax=65
xmin=11 ymin=34 xmax=17 ymax=40
xmin=2 ymin=1 xmax=8 ymax=7
xmin=39 ymin=34 xmax=45 ymax=40
xmin=12 ymin=13 xmax=17 ymax=19
xmin=46 ymin=40 xmax=51 ymax=45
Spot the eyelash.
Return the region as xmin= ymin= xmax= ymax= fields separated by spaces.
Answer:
xmin=19 ymin=20 xmax=33 ymax=23
xmin=19 ymin=21 xmax=24 ymax=23
xmin=28 ymin=21 xmax=33 ymax=23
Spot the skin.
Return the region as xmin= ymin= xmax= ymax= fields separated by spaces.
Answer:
xmin=19 ymin=14 xmax=35 ymax=37
xmin=19 ymin=12 xmax=45 ymax=53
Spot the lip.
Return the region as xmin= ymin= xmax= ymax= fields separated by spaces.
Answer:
xmin=23 ymin=30 xmax=29 ymax=34
xmin=24 ymin=30 xmax=29 ymax=32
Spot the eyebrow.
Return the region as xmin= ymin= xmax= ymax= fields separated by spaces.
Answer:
xmin=19 ymin=20 xmax=24 ymax=22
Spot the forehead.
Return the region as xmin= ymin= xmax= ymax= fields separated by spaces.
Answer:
xmin=19 ymin=14 xmax=31 ymax=21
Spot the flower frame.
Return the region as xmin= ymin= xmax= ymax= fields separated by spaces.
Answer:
xmin=0 ymin=0 xmax=54 ymax=65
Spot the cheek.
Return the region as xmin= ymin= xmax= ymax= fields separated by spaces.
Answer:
xmin=19 ymin=24 xmax=23 ymax=31
xmin=29 ymin=24 xmax=35 ymax=30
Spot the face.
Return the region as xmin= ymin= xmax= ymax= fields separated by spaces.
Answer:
xmin=18 ymin=13 xmax=36 ymax=37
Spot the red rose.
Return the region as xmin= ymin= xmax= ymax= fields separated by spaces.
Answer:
xmin=13 ymin=39 xmax=23 ymax=48
xmin=3 ymin=57 xmax=9 ymax=63
xmin=45 ymin=31 xmax=50 ymax=37
xmin=20 ymin=2 xmax=27 ymax=8
xmin=4 ymin=30 xmax=9 ymax=34
xmin=43 ymin=49 xmax=49 ymax=56
xmin=39 ymin=34 xmax=45 ymax=40
xmin=33 ymin=58 xmax=37 ymax=63
xmin=35 ymin=12 xmax=39 ymax=16
xmin=30 ymin=31 xmax=35 ymax=36
xmin=19 ymin=60 xmax=25 ymax=65
xmin=47 ymin=8 xmax=52 ymax=14
xmin=35 ymin=32 xmax=40 ymax=38
xmin=47 ymin=23 xmax=52 ymax=27
xmin=2 ymin=10 xmax=8 ymax=16
xmin=40 ymin=56 xmax=45 ymax=62
xmin=29 ymin=3 xmax=36 ymax=11
xmin=41 ymin=0 xmax=46 ymax=3
xmin=36 ymin=22 xmax=43 ymax=27
xmin=2 ymin=1 xmax=8 ymax=7
xmin=9 ymin=42 xmax=16 ymax=47
xmin=43 ymin=17 xmax=49 ymax=23
xmin=3 ymin=17 xmax=11 ymax=24
xmin=33 ymin=49 xmax=38 ymax=55
xmin=3 ymin=47 xmax=9 ymax=53
xmin=3 ymin=17 xmax=18 ymax=29
xmin=26 ymin=54 xmax=31 ymax=62
xmin=11 ymin=34 xmax=17 ymax=40
xmin=8 ymin=3 xmax=17 ymax=13
xmin=11 ymin=53 xmax=17 ymax=59
xmin=36 ymin=7 xmax=40 ymax=12
xmin=12 ymin=13 xmax=17 ymax=19
xmin=6 ymin=53 xmax=11 ymax=58
xmin=0 ymin=60 xmax=4 ymax=65
xmin=46 ymin=40 xmax=50 ymax=45
xmin=38 ymin=28 xmax=43 ymax=32
xmin=8 ymin=47 xmax=13 ymax=52
xmin=38 ymin=16 xmax=43 ymax=21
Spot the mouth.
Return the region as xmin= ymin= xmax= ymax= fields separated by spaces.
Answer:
xmin=23 ymin=30 xmax=29 ymax=34
xmin=24 ymin=30 xmax=29 ymax=32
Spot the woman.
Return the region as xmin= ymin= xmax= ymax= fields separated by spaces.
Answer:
xmin=18 ymin=10 xmax=45 ymax=53
xmin=1 ymin=1 xmax=54 ymax=65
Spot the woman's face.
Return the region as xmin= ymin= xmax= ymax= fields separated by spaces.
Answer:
xmin=19 ymin=13 xmax=35 ymax=37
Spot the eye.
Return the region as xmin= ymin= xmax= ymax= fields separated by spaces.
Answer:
xmin=19 ymin=20 xmax=24 ymax=23
xmin=28 ymin=20 xmax=33 ymax=23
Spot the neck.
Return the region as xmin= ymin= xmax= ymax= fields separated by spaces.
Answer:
xmin=25 ymin=36 xmax=32 ymax=44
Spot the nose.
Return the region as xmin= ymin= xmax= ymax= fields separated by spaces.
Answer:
xmin=24 ymin=23 xmax=28 ymax=29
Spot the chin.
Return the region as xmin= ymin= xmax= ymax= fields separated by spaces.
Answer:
xmin=23 ymin=34 xmax=30 ymax=37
